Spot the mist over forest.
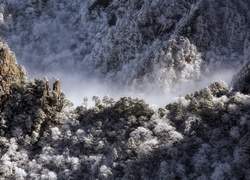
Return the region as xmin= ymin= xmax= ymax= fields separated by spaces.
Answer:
xmin=0 ymin=0 xmax=249 ymax=179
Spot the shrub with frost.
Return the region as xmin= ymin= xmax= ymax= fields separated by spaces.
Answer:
xmin=0 ymin=138 xmax=29 ymax=179
xmin=102 ymin=95 xmax=111 ymax=107
xmin=153 ymin=120 xmax=174 ymax=136
xmin=192 ymin=143 xmax=211 ymax=172
xmin=211 ymin=162 xmax=232 ymax=180
xmin=83 ymin=97 xmax=88 ymax=108
xmin=129 ymin=127 xmax=153 ymax=144
xmin=51 ymin=127 xmax=61 ymax=140
xmin=14 ymin=167 xmax=27 ymax=180
xmin=92 ymin=95 xmax=101 ymax=107
xmin=0 ymin=156 xmax=13 ymax=177
xmin=229 ymin=126 xmax=240 ymax=139
xmin=41 ymin=170 xmax=57 ymax=180
xmin=98 ymin=165 xmax=112 ymax=179
xmin=138 ymin=138 xmax=158 ymax=155
xmin=209 ymin=81 xmax=229 ymax=97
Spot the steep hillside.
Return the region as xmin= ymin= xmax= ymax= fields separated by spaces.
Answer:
xmin=0 ymin=1 xmax=250 ymax=179
xmin=0 ymin=39 xmax=249 ymax=180
xmin=0 ymin=0 xmax=249 ymax=94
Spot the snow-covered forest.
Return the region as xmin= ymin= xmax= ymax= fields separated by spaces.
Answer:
xmin=1 ymin=0 xmax=249 ymax=100
xmin=0 ymin=0 xmax=249 ymax=179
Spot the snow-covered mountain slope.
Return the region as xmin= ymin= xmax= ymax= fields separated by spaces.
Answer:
xmin=0 ymin=40 xmax=250 ymax=179
xmin=0 ymin=0 xmax=249 ymax=97
xmin=0 ymin=1 xmax=250 ymax=179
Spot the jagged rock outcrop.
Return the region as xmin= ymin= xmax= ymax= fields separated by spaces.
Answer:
xmin=52 ymin=79 xmax=61 ymax=93
xmin=0 ymin=40 xmax=69 ymax=142
xmin=0 ymin=39 xmax=27 ymax=95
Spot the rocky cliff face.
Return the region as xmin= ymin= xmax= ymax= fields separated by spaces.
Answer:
xmin=0 ymin=40 xmax=69 ymax=146
xmin=0 ymin=39 xmax=27 ymax=95
xmin=0 ymin=40 xmax=249 ymax=180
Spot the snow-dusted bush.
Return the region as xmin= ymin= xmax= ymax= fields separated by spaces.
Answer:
xmin=98 ymin=165 xmax=112 ymax=179
xmin=211 ymin=162 xmax=232 ymax=180
xmin=129 ymin=127 xmax=153 ymax=144
xmin=51 ymin=127 xmax=61 ymax=140
xmin=14 ymin=167 xmax=27 ymax=180
xmin=41 ymin=170 xmax=57 ymax=180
